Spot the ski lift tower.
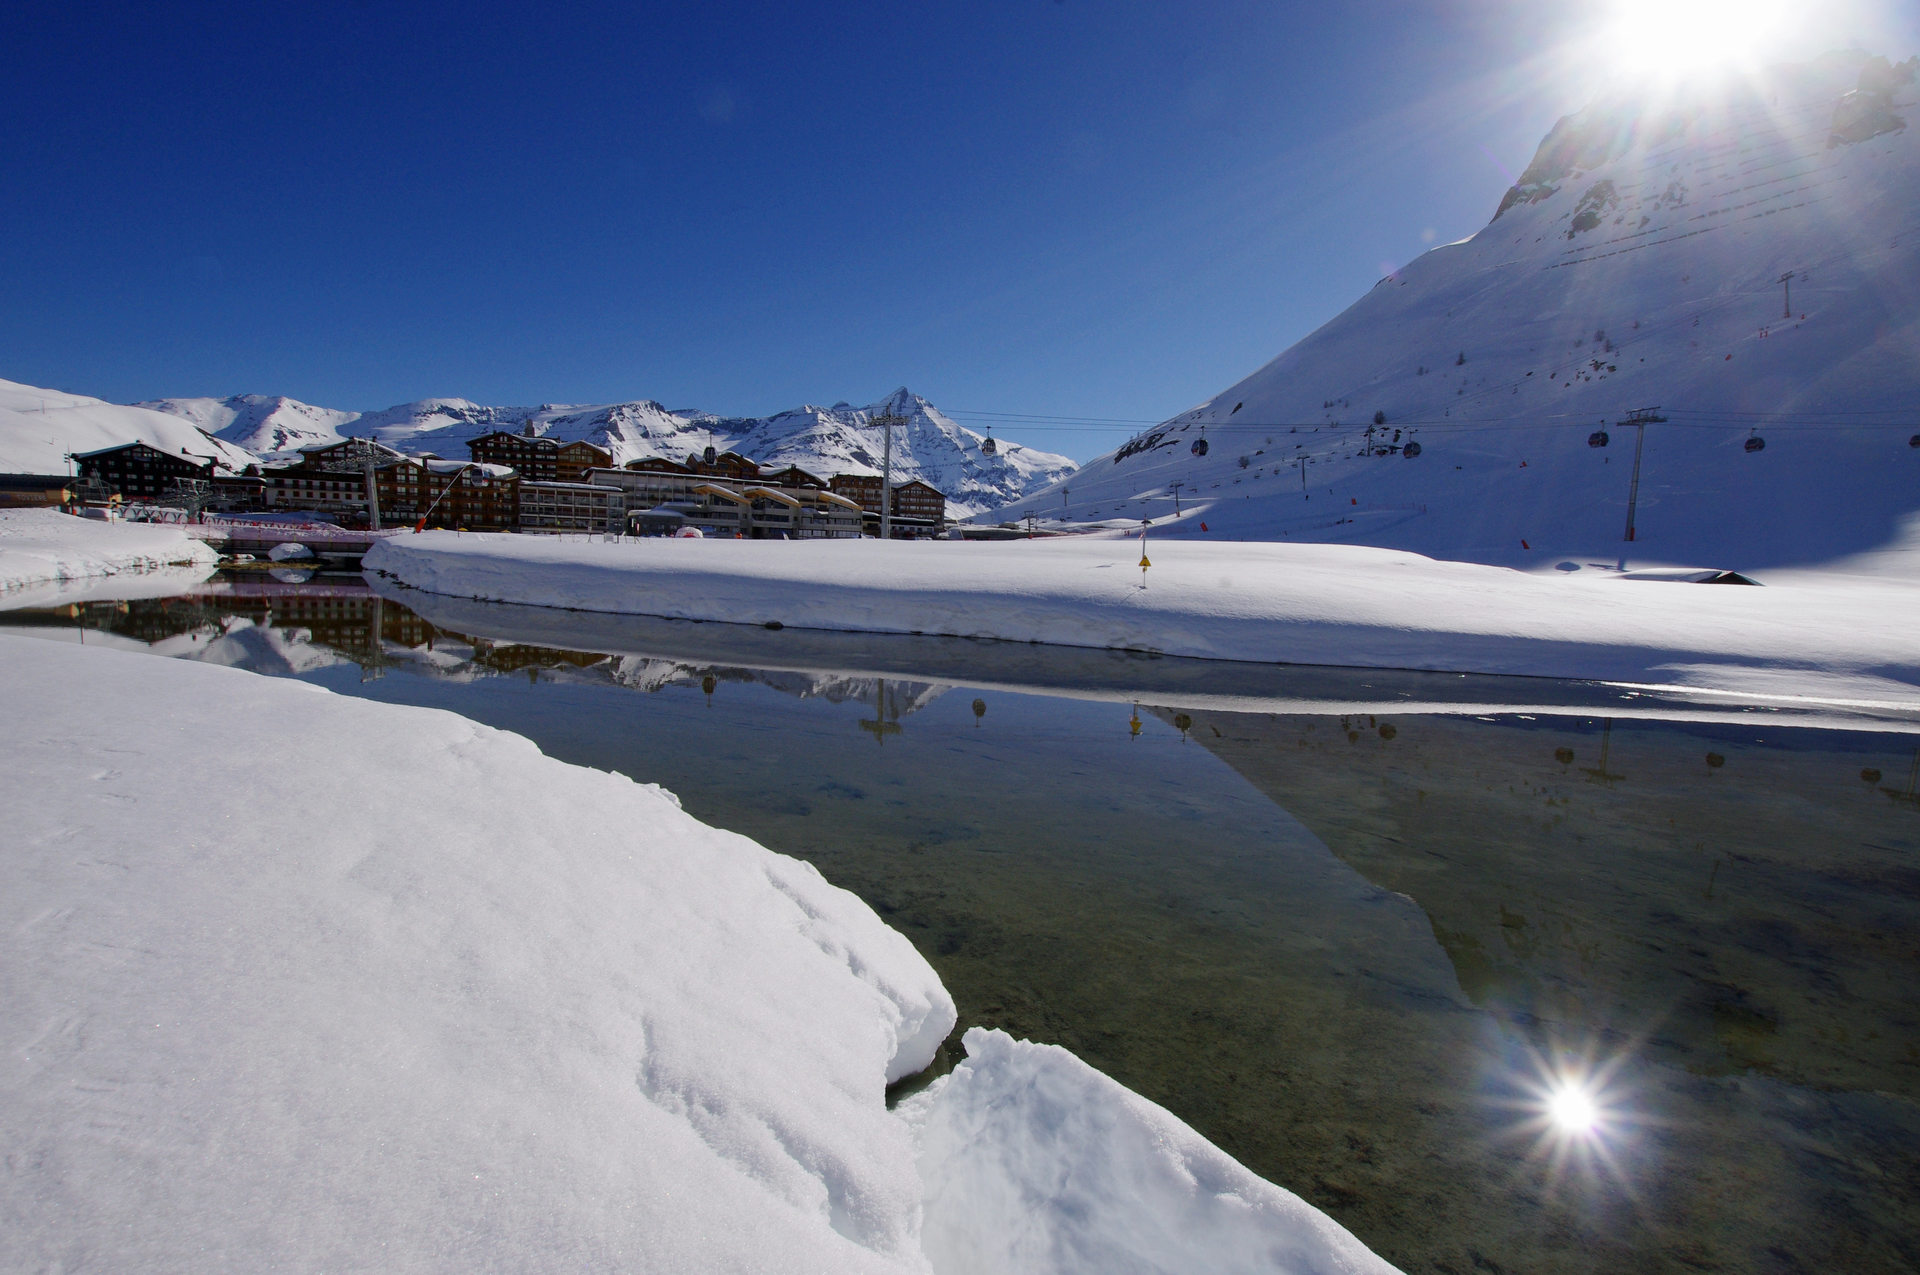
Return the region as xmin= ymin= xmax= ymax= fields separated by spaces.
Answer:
xmin=166 ymin=476 xmax=217 ymax=523
xmin=1620 ymin=406 xmax=1666 ymax=544
xmin=871 ymin=411 xmax=910 ymax=539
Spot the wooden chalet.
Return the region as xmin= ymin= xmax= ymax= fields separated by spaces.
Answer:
xmin=467 ymin=432 xmax=612 ymax=483
xmin=72 ymin=442 xmax=219 ymax=503
xmin=758 ymin=463 xmax=829 ymax=491
xmin=826 ymin=473 xmax=945 ymax=536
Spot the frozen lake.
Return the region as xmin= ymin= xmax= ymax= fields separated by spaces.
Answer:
xmin=8 ymin=571 xmax=1918 ymax=1275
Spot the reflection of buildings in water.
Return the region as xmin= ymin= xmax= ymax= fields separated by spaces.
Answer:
xmin=469 ymin=640 xmax=606 ymax=676
xmin=1154 ymin=706 xmax=1920 ymax=1101
xmin=32 ymin=586 xmax=952 ymax=728
xmin=27 ymin=587 xmax=475 ymax=675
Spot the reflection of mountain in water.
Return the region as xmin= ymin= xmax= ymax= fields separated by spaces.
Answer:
xmin=1157 ymin=707 xmax=1920 ymax=1100
xmin=605 ymin=655 xmax=945 ymax=718
xmin=13 ymin=582 xmax=947 ymax=720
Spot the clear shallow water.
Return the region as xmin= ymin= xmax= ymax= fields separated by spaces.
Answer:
xmin=7 ymin=574 xmax=1919 ymax=1274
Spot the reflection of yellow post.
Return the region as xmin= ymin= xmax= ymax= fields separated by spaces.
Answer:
xmin=1581 ymin=719 xmax=1625 ymax=787
xmin=860 ymin=678 xmax=903 ymax=745
xmin=1129 ymin=703 xmax=1142 ymax=739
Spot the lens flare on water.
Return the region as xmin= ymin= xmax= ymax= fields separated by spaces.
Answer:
xmin=1546 ymin=1080 xmax=1602 ymax=1137
xmin=1486 ymin=1037 xmax=1653 ymax=1204
xmin=1527 ymin=1059 xmax=1620 ymax=1153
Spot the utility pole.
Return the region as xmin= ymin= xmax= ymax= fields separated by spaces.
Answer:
xmin=1620 ymin=407 xmax=1665 ymax=544
xmin=871 ymin=411 xmax=908 ymax=540
xmin=1779 ymin=271 xmax=1794 ymax=319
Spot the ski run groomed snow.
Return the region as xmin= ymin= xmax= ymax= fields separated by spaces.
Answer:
xmin=0 ymin=633 xmax=1396 ymax=1275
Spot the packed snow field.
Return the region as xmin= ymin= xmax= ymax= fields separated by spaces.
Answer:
xmin=0 ymin=636 xmax=1394 ymax=1274
xmin=0 ymin=507 xmax=217 ymax=600
xmin=365 ymin=531 xmax=1920 ymax=711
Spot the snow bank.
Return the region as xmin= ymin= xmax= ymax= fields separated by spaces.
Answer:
xmin=0 ymin=635 xmax=953 ymax=1272
xmin=364 ymin=532 xmax=1920 ymax=706
xmin=0 ymin=507 xmax=218 ymax=598
xmin=901 ymin=1029 xmax=1396 ymax=1275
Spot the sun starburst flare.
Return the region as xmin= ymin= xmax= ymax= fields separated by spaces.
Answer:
xmin=1603 ymin=0 xmax=1795 ymax=80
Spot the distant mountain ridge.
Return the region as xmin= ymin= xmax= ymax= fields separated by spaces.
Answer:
xmin=992 ymin=49 xmax=1920 ymax=570
xmin=140 ymin=387 xmax=1074 ymax=518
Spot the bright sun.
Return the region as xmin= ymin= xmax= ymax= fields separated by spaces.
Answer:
xmin=1546 ymin=1082 xmax=1601 ymax=1136
xmin=1604 ymin=0 xmax=1792 ymax=78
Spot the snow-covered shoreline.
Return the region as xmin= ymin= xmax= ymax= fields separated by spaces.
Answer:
xmin=364 ymin=531 xmax=1920 ymax=710
xmin=0 ymin=635 xmax=1396 ymax=1273
xmin=0 ymin=507 xmax=218 ymax=598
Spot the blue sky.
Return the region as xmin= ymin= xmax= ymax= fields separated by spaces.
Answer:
xmin=3 ymin=1 xmax=1913 ymax=460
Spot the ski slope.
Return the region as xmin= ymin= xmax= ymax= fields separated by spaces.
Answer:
xmin=0 ymin=379 xmax=258 ymax=477
xmin=991 ymin=51 xmax=1920 ymax=571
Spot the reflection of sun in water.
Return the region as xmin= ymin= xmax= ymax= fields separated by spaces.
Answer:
xmin=1490 ymin=1041 xmax=1645 ymax=1199
xmin=1546 ymin=1081 xmax=1600 ymax=1136
xmin=1604 ymin=0 xmax=1790 ymax=79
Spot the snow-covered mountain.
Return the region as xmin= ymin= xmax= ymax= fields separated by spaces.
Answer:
xmin=139 ymin=387 xmax=1074 ymax=518
xmin=135 ymin=394 xmax=359 ymax=455
xmin=0 ymin=378 xmax=259 ymax=476
xmin=992 ymin=50 xmax=1920 ymax=571
xmin=703 ymin=389 xmax=1075 ymax=518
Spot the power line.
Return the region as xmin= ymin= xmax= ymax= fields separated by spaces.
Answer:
xmin=928 ymin=411 xmax=1919 ymax=435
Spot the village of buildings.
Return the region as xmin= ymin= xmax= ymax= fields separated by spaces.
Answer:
xmin=4 ymin=428 xmax=949 ymax=539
